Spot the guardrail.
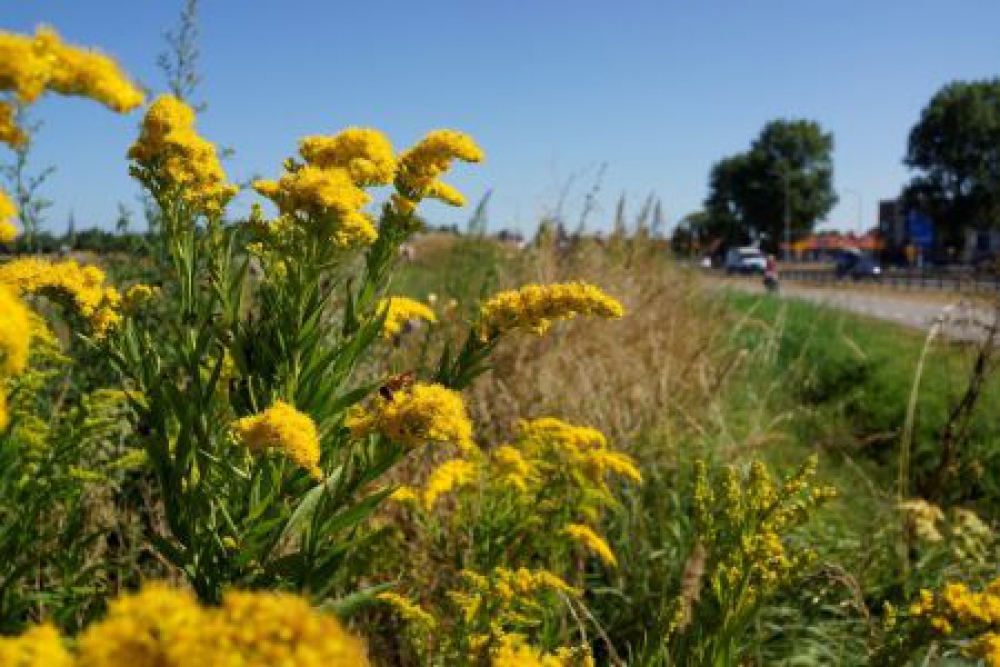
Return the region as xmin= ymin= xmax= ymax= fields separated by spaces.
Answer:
xmin=776 ymin=268 xmax=1000 ymax=294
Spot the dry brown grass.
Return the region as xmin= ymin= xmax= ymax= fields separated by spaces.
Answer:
xmin=462 ymin=240 xmax=728 ymax=450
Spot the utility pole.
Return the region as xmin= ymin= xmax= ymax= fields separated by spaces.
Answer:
xmin=783 ymin=166 xmax=791 ymax=261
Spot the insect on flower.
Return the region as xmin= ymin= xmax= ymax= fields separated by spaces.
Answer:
xmin=379 ymin=371 xmax=417 ymax=402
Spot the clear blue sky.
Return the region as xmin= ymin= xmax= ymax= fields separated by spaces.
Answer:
xmin=3 ymin=1 xmax=1000 ymax=236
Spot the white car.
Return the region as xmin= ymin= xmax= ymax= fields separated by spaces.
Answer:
xmin=724 ymin=247 xmax=767 ymax=275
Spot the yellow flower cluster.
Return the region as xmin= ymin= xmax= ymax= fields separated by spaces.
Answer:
xmin=232 ymin=401 xmax=323 ymax=478
xmin=689 ymin=457 xmax=834 ymax=609
xmin=0 ymin=26 xmax=143 ymax=143
xmin=422 ymin=458 xmax=478 ymax=509
xmin=491 ymin=567 xmax=580 ymax=602
xmin=562 ymin=523 xmax=617 ymax=567
xmin=910 ymin=578 xmax=1000 ymax=665
xmin=0 ymin=286 xmax=31 ymax=378
xmin=376 ymin=591 xmax=437 ymax=630
xmin=0 ymin=188 xmax=17 ymax=244
xmin=479 ymin=282 xmax=624 ymax=336
xmin=0 ymin=27 xmax=143 ymax=110
xmin=0 ymin=258 xmax=121 ymax=336
xmin=378 ymin=296 xmax=437 ymax=339
xmin=254 ymin=127 xmax=398 ymax=250
xmin=0 ymin=101 xmax=25 ymax=147
xmin=394 ymin=130 xmax=485 ymax=213
xmin=0 ymin=624 xmax=73 ymax=667
xmin=299 ymin=127 xmax=397 ymax=186
xmin=128 ymin=95 xmax=237 ymax=215
xmin=492 ymin=444 xmax=535 ymax=492
xmin=3 ymin=583 xmax=371 ymax=666
xmin=517 ymin=417 xmax=642 ymax=486
xmin=491 ymin=634 xmax=594 ymax=667
xmin=347 ymin=382 xmax=474 ymax=450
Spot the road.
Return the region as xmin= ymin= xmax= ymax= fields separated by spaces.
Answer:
xmin=721 ymin=277 xmax=998 ymax=343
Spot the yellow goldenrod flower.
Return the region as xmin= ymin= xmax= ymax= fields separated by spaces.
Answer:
xmin=0 ymin=390 xmax=9 ymax=432
xmin=232 ymin=401 xmax=323 ymax=478
xmin=390 ymin=485 xmax=420 ymax=504
xmin=75 ymin=583 xmax=203 ymax=667
xmin=563 ymin=523 xmax=617 ymax=567
xmin=492 ymin=444 xmax=534 ymax=492
xmin=0 ymin=26 xmax=143 ymax=111
xmin=347 ymin=382 xmax=474 ymax=450
xmin=491 ymin=634 xmax=593 ymax=667
xmin=0 ymin=101 xmax=27 ymax=147
xmin=254 ymin=165 xmax=378 ymax=248
xmin=493 ymin=567 xmax=581 ymax=601
xmin=519 ymin=417 xmax=607 ymax=452
xmin=584 ymin=448 xmax=643 ymax=484
xmin=129 ymin=95 xmax=237 ymax=215
xmin=0 ymin=258 xmax=121 ymax=337
xmin=0 ymin=188 xmax=19 ymax=244
xmin=72 ymin=583 xmax=370 ymax=667
xmin=394 ymin=129 xmax=484 ymax=212
xmin=426 ymin=180 xmax=466 ymax=207
xmin=0 ymin=624 xmax=73 ymax=667
xmin=423 ymin=458 xmax=478 ymax=509
xmin=378 ymin=296 xmax=437 ymax=339
xmin=299 ymin=127 xmax=397 ymax=186
xmin=186 ymin=589 xmax=370 ymax=666
xmin=0 ymin=285 xmax=31 ymax=376
xmin=0 ymin=219 xmax=17 ymax=244
xmin=376 ymin=591 xmax=437 ymax=630
xmin=480 ymin=282 xmax=624 ymax=337
xmin=969 ymin=632 xmax=1000 ymax=667
xmin=255 ymin=164 xmax=368 ymax=217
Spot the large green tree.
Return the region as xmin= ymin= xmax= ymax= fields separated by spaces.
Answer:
xmin=704 ymin=119 xmax=837 ymax=251
xmin=904 ymin=79 xmax=1000 ymax=248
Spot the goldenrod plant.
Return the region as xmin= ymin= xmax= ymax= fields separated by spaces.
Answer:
xmin=0 ymin=583 xmax=371 ymax=666
xmin=366 ymin=417 xmax=637 ymax=663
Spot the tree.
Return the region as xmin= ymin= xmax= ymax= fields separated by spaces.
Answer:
xmin=703 ymin=120 xmax=837 ymax=251
xmin=704 ymin=154 xmax=753 ymax=246
xmin=903 ymin=79 xmax=1000 ymax=248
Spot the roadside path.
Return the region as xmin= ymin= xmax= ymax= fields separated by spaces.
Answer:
xmin=719 ymin=277 xmax=998 ymax=343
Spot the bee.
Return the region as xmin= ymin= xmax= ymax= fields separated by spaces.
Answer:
xmin=379 ymin=371 xmax=416 ymax=402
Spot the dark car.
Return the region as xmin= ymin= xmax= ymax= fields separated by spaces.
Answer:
xmin=834 ymin=252 xmax=882 ymax=281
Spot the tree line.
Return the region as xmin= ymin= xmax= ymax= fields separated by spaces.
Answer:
xmin=674 ymin=78 xmax=1000 ymax=256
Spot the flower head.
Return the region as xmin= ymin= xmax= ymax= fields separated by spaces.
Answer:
xmin=376 ymin=591 xmax=437 ymax=630
xmin=480 ymin=282 xmax=624 ymax=337
xmin=233 ymin=401 xmax=322 ymax=478
xmin=73 ymin=583 xmax=370 ymax=667
xmin=347 ymin=382 xmax=473 ymax=450
xmin=394 ymin=129 xmax=483 ymax=213
xmin=129 ymin=95 xmax=237 ymax=215
xmin=0 ymin=624 xmax=73 ymax=667
xmin=0 ymin=188 xmax=18 ymax=243
xmin=0 ymin=258 xmax=120 ymax=337
xmin=378 ymin=296 xmax=437 ymax=339
xmin=563 ymin=524 xmax=617 ymax=567
xmin=0 ymin=286 xmax=31 ymax=377
xmin=75 ymin=583 xmax=203 ymax=667
xmin=423 ymin=458 xmax=478 ymax=509
xmin=0 ymin=26 xmax=143 ymax=110
xmin=0 ymin=102 xmax=25 ymax=147
xmin=299 ymin=127 xmax=397 ymax=186
xmin=253 ymin=165 xmax=377 ymax=249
